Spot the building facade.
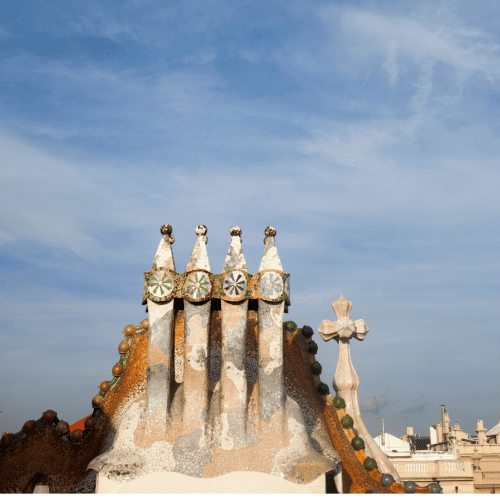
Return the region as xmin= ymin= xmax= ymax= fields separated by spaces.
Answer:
xmin=374 ymin=409 xmax=500 ymax=494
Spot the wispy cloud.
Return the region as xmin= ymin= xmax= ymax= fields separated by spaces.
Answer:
xmin=1 ymin=0 xmax=499 ymax=439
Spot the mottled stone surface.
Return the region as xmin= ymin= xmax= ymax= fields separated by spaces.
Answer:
xmin=257 ymin=299 xmax=285 ymax=423
xmin=145 ymin=302 xmax=174 ymax=421
xmin=218 ymin=300 xmax=248 ymax=448
xmin=144 ymin=229 xmax=176 ymax=427
xmin=218 ymin=230 xmax=249 ymax=448
xmin=182 ymin=300 xmax=211 ymax=439
xmin=87 ymin=228 xmax=341 ymax=488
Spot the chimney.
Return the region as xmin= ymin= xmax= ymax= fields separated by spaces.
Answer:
xmin=475 ymin=420 xmax=487 ymax=445
xmin=406 ymin=426 xmax=414 ymax=437
xmin=452 ymin=420 xmax=462 ymax=443
xmin=440 ymin=405 xmax=449 ymax=451
xmin=436 ymin=422 xmax=443 ymax=444
xmin=443 ymin=410 xmax=450 ymax=436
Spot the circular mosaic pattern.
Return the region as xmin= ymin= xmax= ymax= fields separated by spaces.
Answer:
xmin=284 ymin=321 xmax=297 ymax=332
xmin=265 ymin=226 xmax=276 ymax=237
xmin=185 ymin=271 xmax=211 ymax=300
xmin=223 ymin=271 xmax=247 ymax=298
xmin=403 ymin=481 xmax=417 ymax=494
xmin=160 ymin=224 xmax=172 ymax=235
xmin=147 ymin=270 xmax=174 ymax=299
xmin=380 ymin=473 xmax=395 ymax=488
xmin=258 ymin=272 xmax=283 ymax=300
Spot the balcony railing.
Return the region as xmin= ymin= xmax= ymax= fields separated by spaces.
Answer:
xmin=393 ymin=462 xmax=435 ymax=476
xmin=446 ymin=461 xmax=465 ymax=472
xmin=405 ymin=463 xmax=429 ymax=473
xmin=392 ymin=460 xmax=473 ymax=478
xmin=482 ymin=472 xmax=500 ymax=480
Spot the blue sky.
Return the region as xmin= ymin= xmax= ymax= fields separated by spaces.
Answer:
xmin=1 ymin=0 xmax=499 ymax=443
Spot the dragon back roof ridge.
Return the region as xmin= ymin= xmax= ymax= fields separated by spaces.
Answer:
xmin=0 ymin=225 xmax=441 ymax=494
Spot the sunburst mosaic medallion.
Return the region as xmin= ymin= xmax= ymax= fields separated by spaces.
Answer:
xmin=185 ymin=271 xmax=211 ymax=300
xmin=258 ymin=271 xmax=283 ymax=300
xmin=147 ymin=270 xmax=174 ymax=299
xmin=223 ymin=271 xmax=247 ymax=298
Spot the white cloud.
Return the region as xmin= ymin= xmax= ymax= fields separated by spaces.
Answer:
xmin=179 ymin=46 xmax=217 ymax=65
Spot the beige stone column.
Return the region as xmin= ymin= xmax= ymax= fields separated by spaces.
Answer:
xmin=318 ymin=294 xmax=402 ymax=484
xmin=144 ymin=225 xmax=176 ymax=423
xmin=218 ymin=226 xmax=249 ymax=448
xmin=257 ymin=226 xmax=285 ymax=424
xmin=182 ymin=225 xmax=212 ymax=441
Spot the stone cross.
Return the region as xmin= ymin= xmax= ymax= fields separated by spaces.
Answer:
xmin=318 ymin=294 xmax=402 ymax=484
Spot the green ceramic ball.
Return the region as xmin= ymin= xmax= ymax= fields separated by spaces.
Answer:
xmin=301 ymin=325 xmax=314 ymax=338
xmin=352 ymin=436 xmax=365 ymax=450
xmin=331 ymin=397 xmax=346 ymax=409
xmin=307 ymin=341 xmax=318 ymax=354
xmin=317 ymin=383 xmax=330 ymax=395
xmin=429 ymin=483 xmax=443 ymax=494
xmin=364 ymin=457 xmax=377 ymax=471
xmin=310 ymin=361 xmax=322 ymax=375
xmin=404 ymin=481 xmax=417 ymax=494
xmin=380 ymin=473 xmax=394 ymax=488
xmin=341 ymin=415 xmax=354 ymax=429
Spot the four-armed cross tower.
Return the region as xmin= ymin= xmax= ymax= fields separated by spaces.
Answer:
xmin=318 ymin=293 xmax=402 ymax=484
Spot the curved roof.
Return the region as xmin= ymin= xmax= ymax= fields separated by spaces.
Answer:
xmin=0 ymin=226 xmax=438 ymax=493
xmin=0 ymin=314 xmax=434 ymax=494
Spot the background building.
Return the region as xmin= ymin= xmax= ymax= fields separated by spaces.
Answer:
xmin=374 ymin=407 xmax=500 ymax=494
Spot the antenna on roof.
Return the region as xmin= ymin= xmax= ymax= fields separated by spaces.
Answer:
xmin=374 ymin=397 xmax=380 ymax=435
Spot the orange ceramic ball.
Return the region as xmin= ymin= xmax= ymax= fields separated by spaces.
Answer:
xmin=92 ymin=395 xmax=104 ymax=408
xmin=123 ymin=325 xmax=136 ymax=337
xmin=99 ymin=381 xmax=112 ymax=393
xmin=112 ymin=363 xmax=124 ymax=377
xmin=118 ymin=341 xmax=130 ymax=353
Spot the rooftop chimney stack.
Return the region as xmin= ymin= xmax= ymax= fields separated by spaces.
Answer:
xmin=440 ymin=405 xmax=449 ymax=452
xmin=476 ymin=420 xmax=487 ymax=445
